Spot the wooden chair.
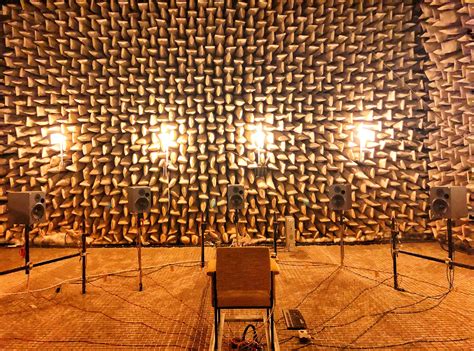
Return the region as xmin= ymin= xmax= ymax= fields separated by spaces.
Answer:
xmin=207 ymin=247 xmax=280 ymax=350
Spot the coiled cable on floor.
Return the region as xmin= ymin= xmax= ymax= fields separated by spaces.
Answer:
xmin=230 ymin=324 xmax=264 ymax=351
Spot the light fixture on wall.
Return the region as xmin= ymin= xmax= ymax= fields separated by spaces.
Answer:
xmin=253 ymin=123 xmax=266 ymax=166
xmin=159 ymin=126 xmax=173 ymax=178
xmin=159 ymin=126 xmax=175 ymax=213
xmin=50 ymin=132 xmax=66 ymax=166
xmin=252 ymin=123 xmax=272 ymax=177
xmin=357 ymin=124 xmax=375 ymax=161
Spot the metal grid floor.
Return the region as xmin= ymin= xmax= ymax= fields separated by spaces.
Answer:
xmin=0 ymin=243 xmax=472 ymax=350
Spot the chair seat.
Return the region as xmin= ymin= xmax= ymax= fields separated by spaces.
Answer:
xmin=218 ymin=289 xmax=271 ymax=308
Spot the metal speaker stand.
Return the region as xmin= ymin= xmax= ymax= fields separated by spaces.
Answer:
xmin=137 ymin=212 xmax=144 ymax=292
xmin=273 ymin=211 xmax=278 ymax=258
xmin=201 ymin=216 xmax=206 ymax=268
xmin=390 ymin=217 xmax=400 ymax=291
xmin=233 ymin=210 xmax=240 ymax=247
xmin=81 ymin=218 xmax=88 ymax=294
xmin=24 ymin=224 xmax=31 ymax=275
xmin=338 ymin=212 xmax=345 ymax=267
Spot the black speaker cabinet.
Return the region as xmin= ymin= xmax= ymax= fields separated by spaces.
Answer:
xmin=227 ymin=184 xmax=244 ymax=210
xmin=430 ymin=186 xmax=467 ymax=219
xmin=127 ymin=186 xmax=151 ymax=214
xmin=8 ymin=191 xmax=46 ymax=225
xmin=328 ymin=184 xmax=352 ymax=211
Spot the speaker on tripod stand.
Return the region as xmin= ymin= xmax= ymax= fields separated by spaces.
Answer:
xmin=8 ymin=191 xmax=46 ymax=225
xmin=227 ymin=184 xmax=244 ymax=210
xmin=429 ymin=186 xmax=467 ymax=219
xmin=127 ymin=186 xmax=151 ymax=214
xmin=126 ymin=186 xmax=151 ymax=292
xmin=328 ymin=184 xmax=352 ymax=267
xmin=227 ymin=184 xmax=244 ymax=246
xmin=328 ymin=184 xmax=352 ymax=211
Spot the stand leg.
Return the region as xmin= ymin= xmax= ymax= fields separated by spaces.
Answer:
xmin=201 ymin=220 xmax=205 ymax=268
xmin=234 ymin=211 xmax=240 ymax=247
xmin=214 ymin=307 xmax=219 ymax=350
xmin=447 ymin=218 xmax=454 ymax=287
xmin=339 ymin=212 xmax=344 ymax=267
xmin=391 ymin=218 xmax=399 ymax=290
xmin=81 ymin=218 xmax=87 ymax=294
xmin=25 ymin=225 xmax=30 ymax=275
xmin=137 ymin=213 xmax=143 ymax=292
xmin=273 ymin=213 xmax=278 ymax=258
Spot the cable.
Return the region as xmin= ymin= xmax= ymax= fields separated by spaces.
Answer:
xmin=0 ymin=262 xmax=207 ymax=342
xmin=345 ymin=265 xmax=474 ymax=320
xmin=0 ymin=260 xmax=201 ymax=297
xmin=343 ymin=262 xmax=474 ymax=297
xmin=230 ymin=324 xmax=264 ymax=351
xmin=291 ymin=337 xmax=470 ymax=350
xmin=278 ymin=260 xmax=338 ymax=268
xmin=315 ymin=275 xmax=393 ymax=334
xmin=0 ymin=275 xmax=81 ymax=297
xmin=0 ymin=336 xmax=185 ymax=348
xmin=294 ymin=267 xmax=341 ymax=309
xmin=32 ymin=290 xmax=195 ymax=337
xmin=280 ymin=264 xmax=453 ymax=348
xmin=311 ymin=285 xmax=449 ymax=334
xmin=88 ymin=281 xmax=203 ymax=334
xmin=144 ymin=274 xmax=214 ymax=328
xmin=278 ymin=335 xmax=296 ymax=345
xmin=446 ymin=247 xmax=455 ymax=290
xmin=280 ymin=259 xmax=472 ymax=298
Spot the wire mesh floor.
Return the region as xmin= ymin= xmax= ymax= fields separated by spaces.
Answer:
xmin=0 ymin=243 xmax=473 ymax=350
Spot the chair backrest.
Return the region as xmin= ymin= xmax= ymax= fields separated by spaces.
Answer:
xmin=216 ymin=247 xmax=271 ymax=295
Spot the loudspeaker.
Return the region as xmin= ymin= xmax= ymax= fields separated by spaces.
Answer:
xmin=227 ymin=184 xmax=244 ymax=210
xmin=328 ymin=184 xmax=352 ymax=211
xmin=429 ymin=186 xmax=467 ymax=219
xmin=127 ymin=186 xmax=151 ymax=213
xmin=7 ymin=191 xmax=46 ymax=225
xmin=285 ymin=216 xmax=296 ymax=251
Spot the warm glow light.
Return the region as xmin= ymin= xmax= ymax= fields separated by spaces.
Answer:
xmin=159 ymin=127 xmax=173 ymax=179
xmin=253 ymin=124 xmax=266 ymax=150
xmin=50 ymin=133 xmax=66 ymax=165
xmin=358 ymin=125 xmax=376 ymax=161
xmin=358 ymin=125 xmax=375 ymax=147
xmin=159 ymin=129 xmax=173 ymax=152
xmin=51 ymin=133 xmax=66 ymax=147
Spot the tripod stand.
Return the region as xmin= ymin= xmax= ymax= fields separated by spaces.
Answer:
xmin=337 ymin=211 xmax=345 ymax=267
xmin=136 ymin=212 xmax=144 ymax=291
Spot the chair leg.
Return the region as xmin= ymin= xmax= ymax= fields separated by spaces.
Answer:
xmin=214 ymin=307 xmax=219 ymax=350
xmin=269 ymin=309 xmax=275 ymax=350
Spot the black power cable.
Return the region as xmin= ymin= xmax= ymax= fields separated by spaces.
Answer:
xmin=291 ymin=337 xmax=470 ymax=350
xmin=0 ymin=336 xmax=186 ymax=348
xmin=230 ymin=324 xmax=264 ymax=351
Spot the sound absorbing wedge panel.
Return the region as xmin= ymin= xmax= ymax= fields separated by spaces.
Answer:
xmin=1 ymin=0 xmax=468 ymax=244
xmin=7 ymin=191 xmax=46 ymax=225
xmin=127 ymin=186 xmax=151 ymax=214
xmin=429 ymin=186 xmax=468 ymax=220
xmin=419 ymin=0 xmax=473 ymax=239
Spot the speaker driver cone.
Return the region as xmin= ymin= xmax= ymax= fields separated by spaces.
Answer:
xmin=31 ymin=203 xmax=45 ymax=220
xmin=432 ymin=198 xmax=448 ymax=215
xmin=135 ymin=198 xmax=150 ymax=212
xmin=230 ymin=195 xmax=243 ymax=208
xmin=330 ymin=194 xmax=345 ymax=209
